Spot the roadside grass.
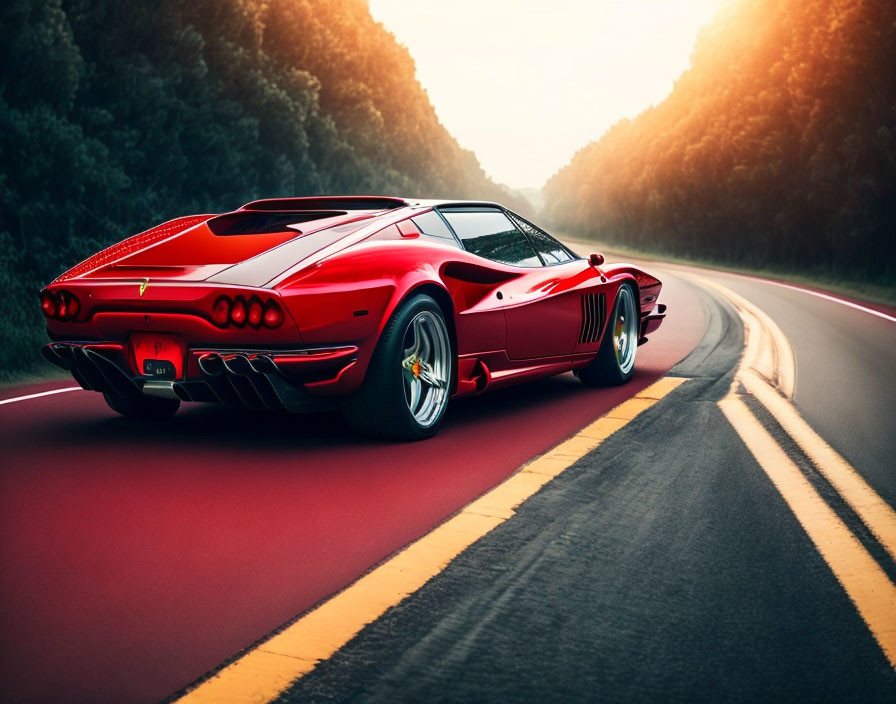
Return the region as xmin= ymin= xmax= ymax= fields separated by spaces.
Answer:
xmin=560 ymin=235 xmax=896 ymax=308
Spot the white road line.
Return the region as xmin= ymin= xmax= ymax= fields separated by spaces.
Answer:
xmin=752 ymin=280 xmax=896 ymax=324
xmin=647 ymin=259 xmax=896 ymax=324
xmin=0 ymin=387 xmax=82 ymax=406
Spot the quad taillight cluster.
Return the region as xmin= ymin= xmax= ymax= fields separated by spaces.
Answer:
xmin=40 ymin=290 xmax=81 ymax=321
xmin=211 ymin=295 xmax=284 ymax=329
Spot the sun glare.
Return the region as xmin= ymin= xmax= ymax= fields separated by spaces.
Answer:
xmin=369 ymin=0 xmax=731 ymax=190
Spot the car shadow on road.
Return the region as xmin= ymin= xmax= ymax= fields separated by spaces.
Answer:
xmin=34 ymin=369 xmax=649 ymax=454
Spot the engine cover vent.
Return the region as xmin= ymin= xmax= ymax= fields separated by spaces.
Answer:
xmin=579 ymin=292 xmax=606 ymax=344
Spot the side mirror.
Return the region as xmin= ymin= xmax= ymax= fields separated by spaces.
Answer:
xmin=589 ymin=253 xmax=605 ymax=267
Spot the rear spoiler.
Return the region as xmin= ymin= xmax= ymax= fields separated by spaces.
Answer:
xmin=241 ymin=196 xmax=407 ymax=211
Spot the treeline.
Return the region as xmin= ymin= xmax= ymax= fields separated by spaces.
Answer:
xmin=544 ymin=0 xmax=896 ymax=288
xmin=0 ymin=0 xmax=517 ymax=379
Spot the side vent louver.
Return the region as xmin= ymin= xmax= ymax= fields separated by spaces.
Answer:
xmin=579 ymin=293 xmax=606 ymax=344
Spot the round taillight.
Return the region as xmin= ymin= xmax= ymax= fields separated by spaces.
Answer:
xmin=212 ymin=296 xmax=231 ymax=326
xmin=66 ymin=293 xmax=81 ymax=319
xmin=55 ymin=290 xmax=80 ymax=320
xmin=247 ymin=297 xmax=264 ymax=328
xmin=40 ymin=291 xmax=57 ymax=318
xmin=230 ymin=297 xmax=247 ymax=326
xmin=263 ymin=299 xmax=284 ymax=328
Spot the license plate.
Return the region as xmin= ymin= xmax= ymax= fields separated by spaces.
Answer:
xmin=143 ymin=359 xmax=176 ymax=379
xmin=131 ymin=333 xmax=186 ymax=379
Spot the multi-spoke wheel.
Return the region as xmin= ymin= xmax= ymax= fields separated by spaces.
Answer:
xmin=400 ymin=310 xmax=451 ymax=428
xmin=343 ymin=294 xmax=453 ymax=440
xmin=577 ymin=282 xmax=639 ymax=386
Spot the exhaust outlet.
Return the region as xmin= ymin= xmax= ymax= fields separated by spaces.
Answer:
xmin=249 ymin=355 xmax=278 ymax=374
xmin=223 ymin=354 xmax=252 ymax=375
xmin=198 ymin=353 xmax=224 ymax=376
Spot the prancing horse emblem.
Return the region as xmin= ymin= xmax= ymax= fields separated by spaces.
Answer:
xmin=139 ymin=278 xmax=150 ymax=296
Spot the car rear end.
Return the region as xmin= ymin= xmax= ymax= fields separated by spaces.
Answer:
xmin=37 ymin=199 xmax=405 ymax=413
xmin=40 ymin=278 xmax=352 ymax=412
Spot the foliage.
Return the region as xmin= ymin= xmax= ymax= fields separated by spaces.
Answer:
xmin=0 ymin=0 xmax=515 ymax=380
xmin=543 ymin=0 xmax=896 ymax=289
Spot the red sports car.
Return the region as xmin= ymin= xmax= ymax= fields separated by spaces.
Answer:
xmin=39 ymin=196 xmax=666 ymax=439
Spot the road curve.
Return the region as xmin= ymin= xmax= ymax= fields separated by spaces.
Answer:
xmin=0 ymin=274 xmax=704 ymax=703
xmin=682 ymin=266 xmax=896 ymax=507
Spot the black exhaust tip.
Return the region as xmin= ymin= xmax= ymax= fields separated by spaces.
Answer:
xmin=198 ymin=353 xmax=224 ymax=376
xmin=250 ymin=355 xmax=278 ymax=374
xmin=223 ymin=354 xmax=252 ymax=375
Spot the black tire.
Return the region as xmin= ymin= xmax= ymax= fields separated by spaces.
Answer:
xmin=578 ymin=283 xmax=639 ymax=387
xmin=103 ymin=391 xmax=180 ymax=420
xmin=343 ymin=293 xmax=453 ymax=441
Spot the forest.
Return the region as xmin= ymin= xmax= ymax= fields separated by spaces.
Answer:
xmin=544 ymin=0 xmax=895 ymax=291
xmin=0 ymin=0 xmax=516 ymax=380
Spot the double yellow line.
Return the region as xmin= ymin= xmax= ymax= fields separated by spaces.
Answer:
xmin=698 ymin=277 xmax=896 ymax=666
xmin=176 ymin=376 xmax=689 ymax=703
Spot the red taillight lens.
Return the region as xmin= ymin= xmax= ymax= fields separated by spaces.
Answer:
xmin=52 ymin=290 xmax=81 ymax=320
xmin=40 ymin=291 xmax=57 ymax=318
xmin=263 ymin=299 xmax=284 ymax=328
xmin=211 ymin=296 xmax=231 ymax=326
xmin=66 ymin=293 xmax=81 ymax=318
xmin=211 ymin=294 xmax=283 ymax=329
xmin=230 ymin=297 xmax=247 ymax=326
xmin=247 ymin=297 xmax=264 ymax=328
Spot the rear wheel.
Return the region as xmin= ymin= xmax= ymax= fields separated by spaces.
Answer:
xmin=578 ymin=283 xmax=639 ymax=387
xmin=103 ymin=392 xmax=180 ymax=420
xmin=343 ymin=294 xmax=453 ymax=440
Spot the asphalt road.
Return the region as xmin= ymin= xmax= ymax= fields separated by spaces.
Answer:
xmin=0 ymin=274 xmax=703 ymax=703
xmin=2 ymin=261 xmax=894 ymax=703
xmin=275 ymin=278 xmax=896 ymax=703
xmin=683 ymin=267 xmax=896 ymax=508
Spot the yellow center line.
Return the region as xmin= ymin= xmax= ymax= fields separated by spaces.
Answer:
xmin=720 ymin=396 xmax=896 ymax=666
xmin=693 ymin=275 xmax=796 ymax=398
xmin=740 ymin=370 xmax=896 ymax=562
xmin=692 ymin=273 xmax=896 ymax=562
xmin=175 ymin=375 xmax=689 ymax=703
xmin=692 ymin=271 xmax=896 ymax=667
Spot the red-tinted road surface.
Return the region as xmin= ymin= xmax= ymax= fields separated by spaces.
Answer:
xmin=0 ymin=272 xmax=704 ymax=704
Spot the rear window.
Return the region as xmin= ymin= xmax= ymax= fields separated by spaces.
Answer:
xmin=411 ymin=211 xmax=459 ymax=246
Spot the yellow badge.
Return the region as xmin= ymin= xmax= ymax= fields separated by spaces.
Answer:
xmin=139 ymin=278 xmax=150 ymax=296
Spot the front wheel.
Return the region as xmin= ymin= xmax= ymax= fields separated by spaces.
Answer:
xmin=578 ymin=283 xmax=639 ymax=387
xmin=343 ymin=294 xmax=453 ymax=440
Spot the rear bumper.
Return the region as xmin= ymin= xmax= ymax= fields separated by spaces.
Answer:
xmin=41 ymin=341 xmax=358 ymax=413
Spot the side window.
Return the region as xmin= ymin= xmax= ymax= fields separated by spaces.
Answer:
xmin=411 ymin=210 xmax=460 ymax=248
xmin=439 ymin=209 xmax=542 ymax=267
xmin=507 ymin=212 xmax=575 ymax=265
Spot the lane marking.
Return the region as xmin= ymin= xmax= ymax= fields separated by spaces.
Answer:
xmin=0 ymin=387 xmax=82 ymax=406
xmin=755 ymin=280 xmax=896 ymax=325
xmin=720 ymin=396 xmax=896 ymax=666
xmin=696 ymin=275 xmax=896 ymax=561
xmin=697 ymin=273 xmax=896 ymax=666
xmin=694 ymin=275 xmax=795 ymax=398
xmin=595 ymin=249 xmax=896 ymax=325
xmin=174 ymin=375 xmax=690 ymax=703
xmin=740 ymin=369 xmax=896 ymax=563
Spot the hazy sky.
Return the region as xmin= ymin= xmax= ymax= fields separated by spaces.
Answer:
xmin=368 ymin=0 xmax=730 ymax=190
